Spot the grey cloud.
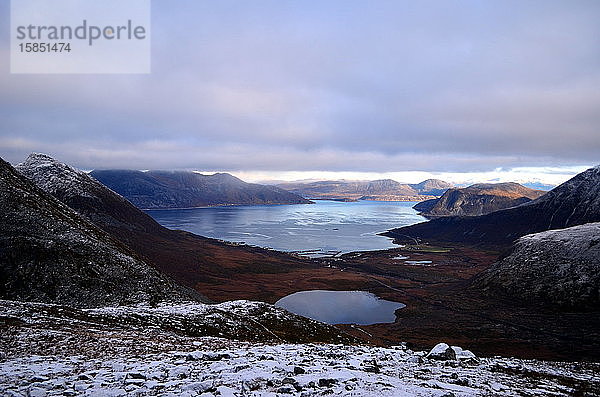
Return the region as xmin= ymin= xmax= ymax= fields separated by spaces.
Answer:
xmin=0 ymin=0 xmax=598 ymax=172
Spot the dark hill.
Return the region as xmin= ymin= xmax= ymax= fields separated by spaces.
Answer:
xmin=16 ymin=154 xmax=317 ymax=301
xmin=89 ymin=169 xmax=311 ymax=209
xmin=415 ymin=182 xmax=545 ymax=217
xmin=473 ymin=222 xmax=600 ymax=310
xmin=384 ymin=165 xmax=600 ymax=248
xmin=0 ymin=155 xmax=203 ymax=307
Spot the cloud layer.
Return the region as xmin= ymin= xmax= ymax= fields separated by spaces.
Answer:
xmin=1 ymin=0 xmax=599 ymax=176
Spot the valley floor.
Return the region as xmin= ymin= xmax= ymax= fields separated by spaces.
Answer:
xmin=195 ymin=244 xmax=600 ymax=361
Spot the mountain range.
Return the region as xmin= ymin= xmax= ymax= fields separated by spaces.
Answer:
xmin=15 ymin=153 xmax=317 ymax=302
xmin=384 ymin=165 xmax=600 ymax=247
xmin=414 ymin=182 xmax=546 ymax=218
xmin=90 ymin=169 xmax=312 ymax=209
xmin=276 ymin=178 xmax=454 ymax=201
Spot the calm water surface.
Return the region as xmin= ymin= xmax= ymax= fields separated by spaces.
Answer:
xmin=146 ymin=200 xmax=425 ymax=253
xmin=275 ymin=290 xmax=405 ymax=325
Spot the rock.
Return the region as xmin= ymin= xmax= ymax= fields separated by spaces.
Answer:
xmin=183 ymin=381 xmax=213 ymax=393
xmin=406 ymin=355 xmax=424 ymax=364
xmin=451 ymin=346 xmax=480 ymax=364
xmin=203 ymin=352 xmax=231 ymax=361
xmin=73 ymin=381 xmax=90 ymax=391
xmin=28 ymin=387 xmax=47 ymax=397
xmin=426 ymin=343 xmax=457 ymax=361
xmin=362 ymin=359 xmax=381 ymax=373
xmin=318 ymin=378 xmax=338 ymax=388
xmin=168 ymin=366 xmax=191 ymax=379
xmin=293 ymin=366 xmax=306 ymax=375
xmin=126 ymin=372 xmax=146 ymax=380
xmin=276 ymin=386 xmax=295 ymax=394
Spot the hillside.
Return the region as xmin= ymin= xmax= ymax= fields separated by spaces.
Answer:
xmin=0 ymin=156 xmax=204 ymax=307
xmin=384 ymin=165 xmax=600 ymax=247
xmin=89 ymin=169 xmax=311 ymax=209
xmin=415 ymin=182 xmax=545 ymax=217
xmin=276 ymin=178 xmax=453 ymax=201
xmin=3 ymin=300 xmax=598 ymax=396
xmin=474 ymin=223 xmax=600 ymax=310
xmin=16 ymin=153 xmax=320 ymax=302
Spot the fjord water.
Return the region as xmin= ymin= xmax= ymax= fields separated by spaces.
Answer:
xmin=146 ymin=200 xmax=425 ymax=253
xmin=275 ymin=290 xmax=405 ymax=325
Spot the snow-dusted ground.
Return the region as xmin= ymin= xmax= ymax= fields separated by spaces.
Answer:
xmin=2 ymin=301 xmax=599 ymax=396
xmin=2 ymin=338 xmax=599 ymax=397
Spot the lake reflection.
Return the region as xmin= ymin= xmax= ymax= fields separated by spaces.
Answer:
xmin=275 ymin=290 xmax=405 ymax=325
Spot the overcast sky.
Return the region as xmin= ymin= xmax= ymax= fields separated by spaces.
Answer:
xmin=0 ymin=0 xmax=598 ymax=184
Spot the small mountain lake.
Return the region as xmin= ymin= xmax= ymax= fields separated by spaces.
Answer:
xmin=275 ymin=290 xmax=405 ymax=325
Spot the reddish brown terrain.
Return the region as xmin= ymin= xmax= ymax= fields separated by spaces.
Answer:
xmin=193 ymin=243 xmax=600 ymax=362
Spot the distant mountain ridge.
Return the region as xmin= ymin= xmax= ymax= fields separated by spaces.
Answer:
xmin=0 ymin=154 xmax=204 ymax=307
xmin=276 ymin=178 xmax=453 ymax=201
xmin=384 ymin=165 xmax=600 ymax=247
xmin=414 ymin=182 xmax=545 ymax=218
xmin=89 ymin=169 xmax=312 ymax=209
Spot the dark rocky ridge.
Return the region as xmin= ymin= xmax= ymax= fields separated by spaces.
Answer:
xmin=415 ymin=182 xmax=545 ymax=218
xmin=90 ymin=169 xmax=312 ymax=209
xmin=384 ymin=165 xmax=600 ymax=248
xmin=0 ymin=155 xmax=205 ymax=307
xmin=16 ymin=153 xmax=318 ymax=300
xmin=474 ymin=223 xmax=600 ymax=310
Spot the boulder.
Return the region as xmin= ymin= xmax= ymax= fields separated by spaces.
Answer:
xmin=426 ymin=343 xmax=457 ymax=361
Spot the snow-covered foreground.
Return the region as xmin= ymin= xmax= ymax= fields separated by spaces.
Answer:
xmin=2 ymin=339 xmax=599 ymax=396
xmin=1 ymin=299 xmax=599 ymax=396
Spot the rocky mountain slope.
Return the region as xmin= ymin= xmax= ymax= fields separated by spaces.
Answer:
xmin=2 ymin=300 xmax=599 ymax=396
xmin=90 ymin=169 xmax=312 ymax=209
xmin=474 ymin=222 xmax=600 ymax=310
xmin=411 ymin=179 xmax=455 ymax=196
xmin=384 ymin=165 xmax=600 ymax=247
xmin=414 ymin=182 xmax=545 ymax=217
xmin=0 ymin=156 xmax=204 ymax=307
xmin=16 ymin=153 xmax=319 ymax=301
xmin=276 ymin=178 xmax=453 ymax=201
